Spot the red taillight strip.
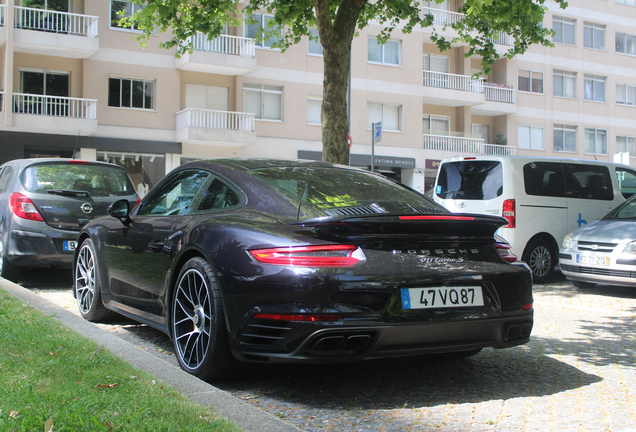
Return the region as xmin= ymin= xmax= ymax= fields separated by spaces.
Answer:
xmin=253 ymin=313 xmax=340 ymax=322
xmin=249 ymin=245 xmax=362 ymax=268
xmin=399 ymin=215 xmax=475 ymax=221
xmin=68 ymin=160 xmax=90 ymax=164
xmin=494 ymin=242 xmax=518 ymax=263
xmin=522 ymin=304 xmax=533 ymax=310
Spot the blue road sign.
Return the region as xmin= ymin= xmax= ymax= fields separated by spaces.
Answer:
xmin=373 ymin=122 xmax=382 ymax=143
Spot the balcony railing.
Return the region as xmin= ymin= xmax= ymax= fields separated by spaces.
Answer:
xmin=420 ymin=7 xmax=464 ymax=25
xmin=423 ymin=70 xmax=484 ymax=93
xmin=484 ymin=84 xmax=516 ymax=104
xmin=176 ymin=108 xmax=255 ymax=132
xmin=488 ymin=31 xmax=514 ymax=46
xmin=423 ymin=134 xmax=516 ymax=155
xmin=13 ymin=94 xmax=97 ymax=119
xmin=14 ymin=6 xmax=98 ymax=37
xmin=0 ymin=4 xmax=5 ymax=27
xmin=190 ymin=33 xmax=256 ymax=57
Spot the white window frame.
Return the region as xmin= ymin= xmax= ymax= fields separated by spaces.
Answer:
xmin=585 ymin=128 xmax=608 ymax=155
xmin=553 ymin=70 xmax=576 ymax=98
xmin=423 ymin=54 xmax=450 ymax=73
xmin=307 ymin=28 xmax=323 ymax=56
xmin=518 ymin=125 xmax=544 ymax=150
xmin=553 ymin=16 xmax=576 ymax=45
xmin=110 ymin=0 xmax=145 ymax=32
xmin=307 ymin=97 xmax=322 ymax=125
xmin=471 ymin=124 xmax=489 ymax=142
xmin=423 ymin=114 xmax=451 ymax=135
xmin=584 ymin=74 xmax=606 ymax=102
xmin=245 ymin=13 xmax=281 ymax=49
xmin=615 ymin=32 xmax=636 ymax=55
xmin=108 ymin=76 xmax=156 ymax=110
xmin=617 ymin=135 xmax=636 ymax=154
xmin=367 ymin=102 xmax=402 ymax=132
xmin=518 ymin=69 xmax=544 ymax=94
xmin=584 ymin=22 xmax=605 ymax=50
xmin=243 ymin=83 xmax=283 ymax=121
xmin=19 ymin=67 xmax=70 ymax=96
xmin=553 ymin=124 xmax=577 ymax=152
xmin=367 ymin=37 xmax=401 ymax=66
xmin=616 ymin=83 xmax=636 ymax=106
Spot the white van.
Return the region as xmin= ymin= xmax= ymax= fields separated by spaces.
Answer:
xmin=432 ymin=156 xmax=636 ymax=283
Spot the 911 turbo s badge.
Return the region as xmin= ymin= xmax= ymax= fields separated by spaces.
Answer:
xmin=393 ymin=248 xmax=480 ymax=264
xmin=81 ymin=203 xmax=93 ymax=214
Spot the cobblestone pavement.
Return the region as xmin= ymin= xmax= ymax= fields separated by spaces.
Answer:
xmin=23 ymin=270 xmax=636 ymax=432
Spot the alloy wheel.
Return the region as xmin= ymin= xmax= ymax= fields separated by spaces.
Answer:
xmin=173 ymin=268 xmax=212 ymax=371
xmin=75 ymin=243 xmax=96 ymax=314
xmin=529 ymin=245 xmax=551 ymax=278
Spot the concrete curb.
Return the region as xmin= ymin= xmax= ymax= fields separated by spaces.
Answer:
xmin=0 ymin=278 xmax=302 ymax=432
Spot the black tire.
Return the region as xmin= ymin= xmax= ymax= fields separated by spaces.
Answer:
xmin=0 ymin=239 xmax=20 ymax=282
xmin=75 ymin=239 xmax=115 ymax=322
xmin=522 ymin=238 xmax=556 ymax=284
xmin=171 ymin=257 xmax=238 ymax=381
xmin=572 ymin=280 xmax=596 ymax=289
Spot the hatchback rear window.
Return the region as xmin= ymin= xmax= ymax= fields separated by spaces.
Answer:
xmin=251 ymin=167 xmax=445 ymax=215
xmin=20 ymin=163 xmax=135 ymax=197
xmin=436 ymin=161 xmax=503 ymax=200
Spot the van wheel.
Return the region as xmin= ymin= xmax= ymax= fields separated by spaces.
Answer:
xmin=522 ymin=239 xmax=555 ymax=284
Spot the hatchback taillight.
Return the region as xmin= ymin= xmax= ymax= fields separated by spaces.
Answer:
xmin=502 ymin=199 xmax=515 ymax=228
xmin=249 ymin=245 xmax=366 ymax=268
xmin=9 ymin=193 xmax=44 ymax=222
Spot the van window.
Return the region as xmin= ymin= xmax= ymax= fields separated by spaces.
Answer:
xmin=615 ymin=168 xmax=636 ymax=199
xmin=436 ymin=161 xmax=503 ymax=200
xmin=563 ymin=163 xmax=613 ymax=200
xmin=523 ymin=162 xmax=566 ymax=197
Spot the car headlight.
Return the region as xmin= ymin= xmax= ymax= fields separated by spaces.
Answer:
xmin=623 ymin=242 xmax=636 ymax=254
xmin=562 ymin=234 xmax=573 ymax=250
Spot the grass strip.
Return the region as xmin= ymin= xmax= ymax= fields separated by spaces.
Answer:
xmin=0 ymin=289 xmax=241 ymax=432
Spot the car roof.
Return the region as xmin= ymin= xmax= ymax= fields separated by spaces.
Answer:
xmin=181 ymin=158 xmax=347 ymax=172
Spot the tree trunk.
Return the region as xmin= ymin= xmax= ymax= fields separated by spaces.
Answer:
xmin=321 ymin=42 xmax=351 ymax=165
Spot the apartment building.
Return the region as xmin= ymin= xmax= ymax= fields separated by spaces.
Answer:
xmin=0 ymin=0 xmax=635 ymax=193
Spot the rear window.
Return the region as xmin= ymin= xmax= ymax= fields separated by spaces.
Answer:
xmin=20 ymin=163 xmax=135 ymax=197
xmin=251 ymin=167 xmax=445 ymax=215
xmin=435 ymin=161 xmax=503 ymax=200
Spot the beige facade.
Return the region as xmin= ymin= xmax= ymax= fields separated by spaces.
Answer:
xmin=1 ymin=0 xmax=635 ymax=192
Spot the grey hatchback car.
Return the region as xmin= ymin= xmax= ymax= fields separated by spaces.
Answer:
xmin=0 ymin=158 xmax=138 ymax=281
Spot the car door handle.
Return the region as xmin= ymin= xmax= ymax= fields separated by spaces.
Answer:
xmin=148 ymin=240 xmax=165 ymax=253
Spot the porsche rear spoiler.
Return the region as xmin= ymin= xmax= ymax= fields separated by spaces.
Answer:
xmin=292 ymin=214 xmax=508 ymax=240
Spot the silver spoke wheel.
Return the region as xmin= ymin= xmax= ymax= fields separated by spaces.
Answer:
xmin=529 ymin=245 xmax=551 ymax=278
xmin=75 ymin=243 xmax=96 ymax=314
xmin=173 ymin=268 xmax=212 ymax=371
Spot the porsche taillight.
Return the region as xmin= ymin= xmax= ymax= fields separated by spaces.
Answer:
xmin=248 ymin=245 xmax=366 ymax=268
xmin=495 ymin=241 xmax=518 ymax=263
xmin=502 ymin=199 xmax=515 ymax=228
xmin=9 ymin=193 xmax=44 ymax=222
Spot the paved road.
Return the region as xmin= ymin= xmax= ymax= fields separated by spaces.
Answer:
xmin=22 ymin=270 xmax=636 ymax=432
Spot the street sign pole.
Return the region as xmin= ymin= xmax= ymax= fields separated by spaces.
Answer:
xmin=372 ymin=122 xmax=381 ymax=173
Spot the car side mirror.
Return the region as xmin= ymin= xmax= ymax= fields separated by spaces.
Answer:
xmin=108 ymin=199 xmax=132 ymax=225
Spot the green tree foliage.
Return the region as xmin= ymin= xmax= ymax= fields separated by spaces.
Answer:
xmin=125 ymin=0 xmax=567 ymax=165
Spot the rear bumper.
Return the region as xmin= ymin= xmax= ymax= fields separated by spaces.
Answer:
xmin=232 ymin=312 xmax=533 ymax=363
xmin=7 ymin=228 xmax=78 ymax=268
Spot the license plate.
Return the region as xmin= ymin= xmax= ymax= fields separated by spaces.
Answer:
xmin=63 ymin=241 xmax=77 ymax=251
xmin=576 ymin=254 xmax=609 ymax=266
xmin=401 ymin=286 xmax=484 ymax=310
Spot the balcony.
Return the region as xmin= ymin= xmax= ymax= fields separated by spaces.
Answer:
xmin=422 ymin=70 xmax=485 ymax=106
xmin=420 ymin=7 xmax=464 ymax=26
xmin=175 ymin=33 xmax=257 ymax=75
xmin=473 ymin=83 xmax=517 ymax=116
xmin=13 ymin=7 xmax=99 ymax=58
xmin=12 ymin=93 xmax=98 ymax=134
xmin=423 ymin=134 xmax=517 ymax=156
xmin=176 ymin=108 xmax=257 ymax=147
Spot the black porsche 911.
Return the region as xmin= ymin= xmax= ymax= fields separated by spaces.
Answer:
xmin=73 ymin=158 xmax=533 ymax=381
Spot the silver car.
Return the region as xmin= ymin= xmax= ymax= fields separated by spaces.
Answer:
xmin=560 ymin=194 xmax=636 ymax=288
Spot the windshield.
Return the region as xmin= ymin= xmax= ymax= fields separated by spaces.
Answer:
xmin=20 ymin=163 xmax=136 ymax=197
xmin=604 ymin=195 xmax=636 ymax=220
xmin=436 ymin=161 xmax=503 ymax=200
xmin=250 ymin=167 xmax=446 ymax=216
